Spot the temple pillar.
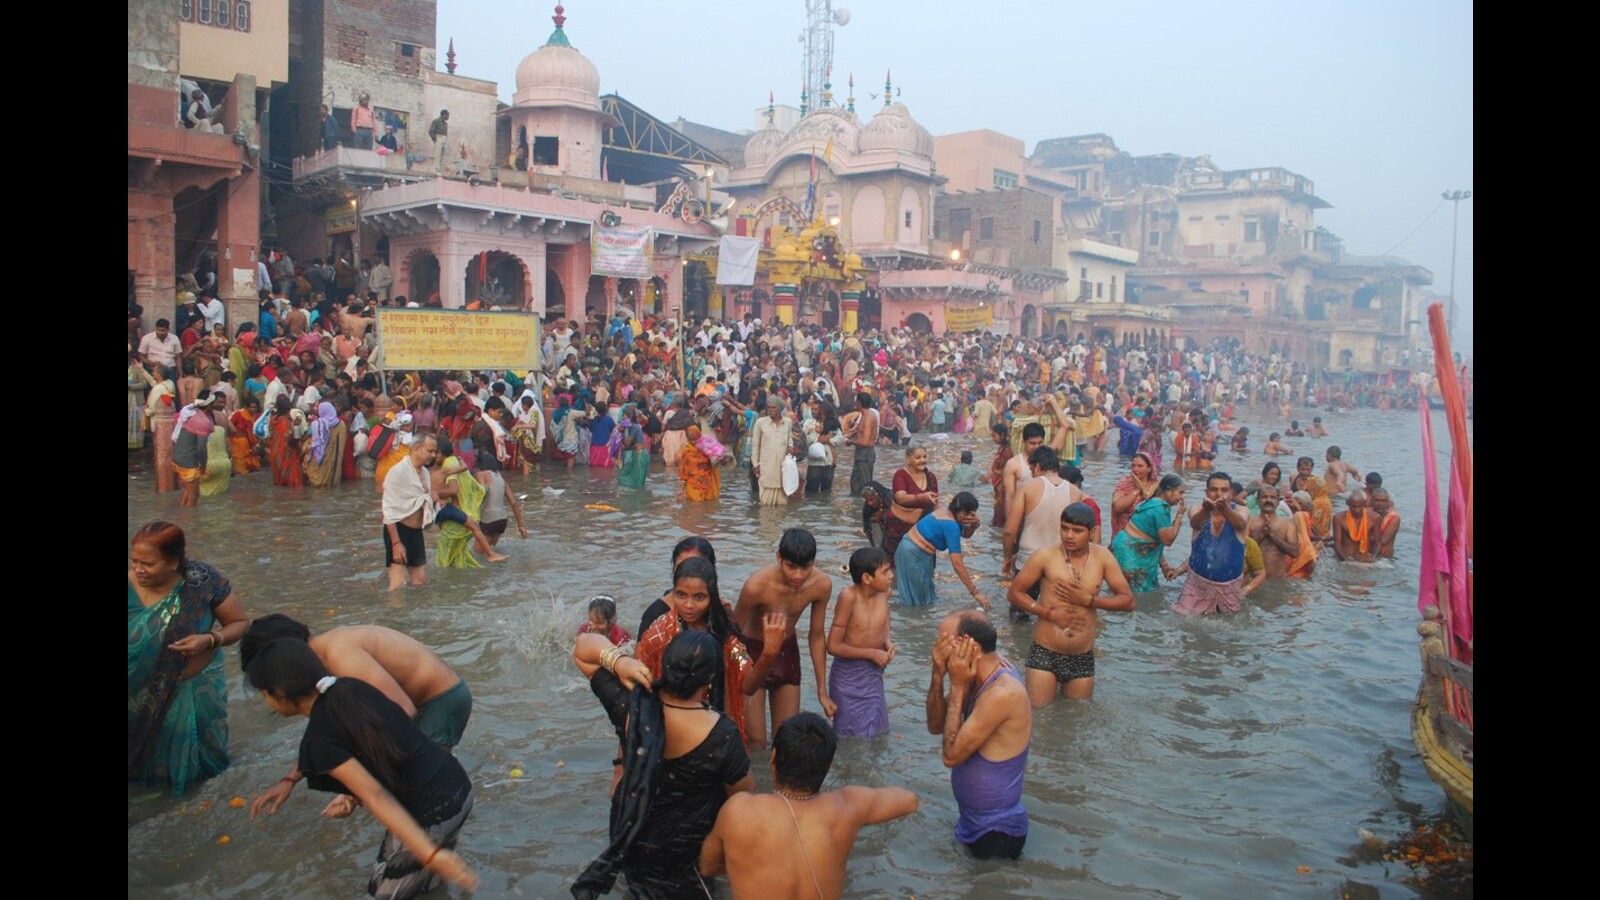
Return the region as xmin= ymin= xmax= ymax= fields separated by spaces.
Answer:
xmin=840 ymin=290 xmax=860 ymax=333
xmin=774 ymin=283 xmax=798 ymax=326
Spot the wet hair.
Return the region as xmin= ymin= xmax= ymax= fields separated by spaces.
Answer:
xmin=1327 ymin=445 xmax=1342 ymax=459
xmin=245 ymin=639 xmax=404 ymax=786
xmin=956 ymin=613 xmax=998 ymax=654
xmin=587 ymin=595 xmax=618 ymax=626
xmin=948 ymin=491 xmax=980 ymax=515
xmin=1257 ymin=484 xmax=1280 ymax=500
xmin=1158 ymin=473 xmax=1185 ymax=492
xmin=671 ymin=536 xmax=717 ymax=569
xmin=1268 ymin=432 xmax=1280 ymax=441
xmin=672 ymin=556 xmax=739 ymax=644
xmin=239 ymin=613 xmax=312 ymax=672
xmin=657 ymin=628 xmax=720 ymax=697
xmin=1291 ymin=420 xmax=1300 ymax=428
xmin=1022 ymin=422 xmax=1046 ymax=441
xmin=778 ymin=528 xmax=818 ymax=567
xmin=1207 ymin=472 xmax=1233 ymax=489
xmin=1296 ymin=456 xmax=1316 ymax=469
xmin=1365 ymin=471 xmax=1383 ymax=488
xmin=1230 ymin=481 xmax=1246 ymax=495
xmin=990 ymin=422 xmax=1008 ymax=438
xmin=1027 ymin=445 xmax=1059 ymax=471
xmin=1059 ymin=462 xmax=1084 ymax=485
xmin=1061 ymin=501 xmax=1096 ymax=530
xmin=960 ymin=450 xmax=973 ymax=464
xmin=132 ymin=521 xmax=186 ymax=566
xmin=1370 ymin=487 xmax=1390 ymax=501
xmin=1262 ymin=461 xmax=1281 ymax=481
xmin=849 ymin=547 xmax=889 ymax=584
xmin=772 ymin=712 xmax=837 ymax=795
xmin=473 ymin=452 xmax=501 ymax=472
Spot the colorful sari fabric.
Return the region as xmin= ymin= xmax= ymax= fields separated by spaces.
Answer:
xmin=303 ymin=420 xmax=347 ymax=488
xmin=989 ymin=444 xmax=1013 ymax=527
xmin=437 ymin=457 xmax=486 ymax=569
xmin=616 ymin=420 xmax=649 ymax=489
xmin=676 ymin=426 xmax=720 ymax=501
xmin=227 ymin=409 xmax=261 ymax=474
xmin=1109 ymin=497 xmax=1173 ymax=593
xmin=129 ymin=365 xmax=151 ymax=449
xmin=128 ymin=562 xmax=232 ymax=794
xmin=1286 ymin=511 xmax=1318 ymax=578
xmin=636 ymin=606 xmax=751 ymax=744
xmin=1296 ymin=476 xmax=1334 ymax=539
xmin=199 ymin=425 xmax=231 ymax=497
xmin=267 ymin=412 xmax=305 ymax=488
xmin=1111 ymin=470 xmax=1156 ymax=538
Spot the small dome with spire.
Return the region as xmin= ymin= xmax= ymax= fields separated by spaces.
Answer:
xmin=514 ymin=4 xmax=600 ymax=109
xmin=860 ymin=101 xmax=932 ymax=156
xmin=744 ymin=123 xmax=785 ymax=168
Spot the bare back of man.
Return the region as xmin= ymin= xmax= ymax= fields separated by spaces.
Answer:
xmin=700 ymin=786 xmax=917 ymax=899
xmin=310 ymin=625 xmax=461 ymax=717
xmin=735 ymin=560 xmax=836 ymax=748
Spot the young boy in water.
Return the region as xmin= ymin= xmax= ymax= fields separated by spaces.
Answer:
xmin=825 ymin=547 xmax=896 ymax=738
xmin=948 ymin=450 xmax=982 ymax=489
xmin=577 ymin=595 xmax=631 ymax=646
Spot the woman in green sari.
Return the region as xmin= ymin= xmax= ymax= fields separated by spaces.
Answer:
xmin=1108 ymin=473 xmax=1186 ymax=593
xmin=434 ymin=439 xmax=506 ymax=567
xmin=199 ymin=409 xmax=232 ymax=497
xmin=129 ymin=521 xmax=248 ymax=794
xmin=614 ymin=402 xmax=649 ymax=489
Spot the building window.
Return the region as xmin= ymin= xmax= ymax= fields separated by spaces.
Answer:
xmin=399 ymin=42 xmax=418 ymax=57
xmin=235 ymin=1 xmax=250 ymax=31
xmin=1188 ymin=216 xmax=1203 ymax=223
xmin=181 ymin=0 xmax=193 ymax=19
xmin=933 ymin=221 xmax=943 ymax=240
xmin=1109 ymin=232 xmax=1122 ymax=246
xmin=182 ymin=0 xmax=250 ymax=31
xmin=1149 ymin=230 xmax=1161 ymax=247
xmin=904 ymin=210 xmax=913 ymax=228
xmin=979 ymin=218 xmax=994 ymax=240
xmin=1080 ymin=268 xmax=1088 ymax=280
xmin=1033 ymin=220 xmax=1041 ymax=243
xmin=993 ymin=168 xmax=1018 ymax=189
xmin=533 ymin=136 xmax=559 ymax=166
xmin=1111 ymin=276 xmax=1117 ymax=302
xmin=1097 ymin=282 xmax=1104 ymax=298
xmin=198 ymin=0 xmax=213 ymax=24
xmin=1244 ymin=219 xmax=1259 ymax=242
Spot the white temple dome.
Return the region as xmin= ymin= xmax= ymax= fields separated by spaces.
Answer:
xmin=512 ymin=11 xmax=600 ymax=109
xmin=780 ymin=106 xmax=861 ymax=159
xmin=860 ymin=102 xmax=932 ymax=156
xmin=743 ymin=124 xmax=785 ymax=168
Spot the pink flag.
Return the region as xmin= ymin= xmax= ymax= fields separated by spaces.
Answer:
xmin=1445 ymin=455 xmax=1472 ymax=656
xmin=1416 ymin=397 xmax=1449 ymax=616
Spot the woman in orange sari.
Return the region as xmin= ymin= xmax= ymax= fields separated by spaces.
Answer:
xmin=227 ymin=401 xmax=262 ymax=475
xmin=1290 ymin=455 xmax=1334 ymax=540
xmin=675 ymin=425 xmax=721 ymax=502
xmin=266 ymin=395 xmax=305 ymax=488
xmin=1285 ymin=490 xmax=1320 ymax=578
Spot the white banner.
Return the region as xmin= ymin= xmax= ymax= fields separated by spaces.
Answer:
xmin=590 ymin=225 xmax=653 ymax=278
xmin=715 ymin=235 xmax=761 ymax=286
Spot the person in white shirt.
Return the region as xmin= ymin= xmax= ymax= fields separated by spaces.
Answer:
xmin=297 ymin=372 xmax=325 ymax=414
xmin=199 ymin=295 xmax=226 ymax=333
xmin=138 ymin=319 xmax=184 ymax=369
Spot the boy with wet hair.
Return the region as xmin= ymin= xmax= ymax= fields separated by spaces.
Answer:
xmin=826 ymin=548 xmax=895 ymax=738
xmin=735 ymin=528 xmax=836 ymax=749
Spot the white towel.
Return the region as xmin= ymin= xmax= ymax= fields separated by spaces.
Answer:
xmin=381 ymin=457 xmax=437 ymax=526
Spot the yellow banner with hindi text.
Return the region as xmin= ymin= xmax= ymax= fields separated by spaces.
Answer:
xmin=944 ymin=305 xmax=994 ymax=333
xmin=376 ymin=309 xmax=541 ymax=372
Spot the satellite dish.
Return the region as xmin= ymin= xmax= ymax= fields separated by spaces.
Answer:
xmin=834 ymin=8 xmax=851 ymax=26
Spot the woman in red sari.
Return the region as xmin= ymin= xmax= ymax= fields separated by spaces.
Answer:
xmin=265 ymin=395 xmax=305 ymax=488
xmin=227 ymin=401 xmax=263 ymax=475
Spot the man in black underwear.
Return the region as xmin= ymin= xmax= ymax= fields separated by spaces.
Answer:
xmin=1005 ymin=503 xmax=1134 ymax=704
xmin=734 ymin=529 xmax=836 ymax=749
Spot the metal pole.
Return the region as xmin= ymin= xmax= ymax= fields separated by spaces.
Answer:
xmin=1441 ymin=189 xmax=1471 ymax=343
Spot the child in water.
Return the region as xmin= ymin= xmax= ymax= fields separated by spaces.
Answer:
xmin=860 ymin=481 xmax=891 ymax=551
xmin=948 ymin=450 xmax=982 ymax=489
xmin=825 ymin=547 xmax=895 ymax=738
xmin=577 ymin=595 xmax=631 ymax=646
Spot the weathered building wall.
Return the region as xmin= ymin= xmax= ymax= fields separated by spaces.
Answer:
xmin=935 ymin=188 xmax=1054 ymax=270
xmin=422 ymin=72 xmax=501 ymax=174
xmin=129 ymin=0 xmax=179 ymax=93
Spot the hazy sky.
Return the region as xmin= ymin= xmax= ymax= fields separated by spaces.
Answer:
xmin=439 ymin=0 xmax=1474 ymax=351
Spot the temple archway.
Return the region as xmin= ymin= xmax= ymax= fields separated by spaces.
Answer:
xmin=404 ymin=249 xmax=440 ymax=305
xmin=1020 ymin=304 xmax=1037 ymax=338
xmin=545 ymin=268 xmax=566 ymax=318
xmin=905 ymin=312 xmax=932 ymax=333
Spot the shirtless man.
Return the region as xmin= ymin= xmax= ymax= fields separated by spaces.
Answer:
xmin=925 ymin=611 xmax=1033 ymax=859
xmin=735 ymin=528 xmax=837 ymax=749
xmin=840 ymin=392 xmax=880 ymax=497
xmin=1001 ymin=422 xmax=1047 ymax=522
xmin=1002 ymin=446 xmax=1081 ymax=580
xmin=1333 ymin=490 xmax=1378 ymax=562
xmin=1263 ymin=432 xmax=1293 ymax=456
xmin=698 ymin=713 xmax=917 ymax=898
xmin=1309 ymin=416 xmax=1329 ymax=437
xmin=244 ymin=614 xmax=471 ymax=817
xmin=1285 ymin=419 xmax=1306 ymax=437
xmin=1007 ymin=503 xmax=1134 ymax=703
xmin=1370 ymin=488 xmax=1401 ymax=558
xmin=1323 ymin=445 xmax=1360 ymax=494
xmin=1247 ymin=486 xmax=1301 ymax=577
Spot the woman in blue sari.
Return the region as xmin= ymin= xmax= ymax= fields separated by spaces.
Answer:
xmin=1108 ymin=474 xmax=1186 ymax=593
xmin=129 ymin=521 xmax=248 ymax=794
xmin=894 ymin=491 xmax=990 ymax=609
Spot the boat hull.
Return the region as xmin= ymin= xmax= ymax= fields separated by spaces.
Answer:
xmin=1412 ymin=684 xmax=1474 ymax=843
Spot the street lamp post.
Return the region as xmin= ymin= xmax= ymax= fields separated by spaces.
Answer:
xmin=1441 ymin=189 xmax=1471 ymax=342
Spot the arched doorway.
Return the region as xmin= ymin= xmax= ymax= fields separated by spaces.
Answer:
xmin=1338 ymin=348 xmax=1354 ymax=368
xmin=1093 ymin=327 xmax=1114 ymax=343
xmin=617 ymin=278 xmax=641 ymax=317
xmin=545 ymin=269 xmax=566 ymax=318
xmin=406 ymin=249 xmax=440 ymax=304
xmin=1054 ymin=319 xmax=1070 ymax=337
xmin=464 ymin=250 xmax=527 ymax=309
xmin=1020 ymin=305 xmax=1037 ymax=338
xmin=822 ymin=289 xmax=841 ymax=329
xmin=906 ymin=312 xmax=932 ymax=333
xmin=858 ymin=288 xmax=881 ymax=332
xmin=584 ymin=276 xmax=607 ymax=319
xmin=1353 ymin=287 xmax=1379 ymax=310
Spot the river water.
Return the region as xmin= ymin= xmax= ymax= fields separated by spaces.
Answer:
xmin=128 ymin=407 xmax=1462 ymax=898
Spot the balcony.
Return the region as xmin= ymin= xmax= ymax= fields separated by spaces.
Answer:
xmin=293 ymin=145 xmax=419 ymax=180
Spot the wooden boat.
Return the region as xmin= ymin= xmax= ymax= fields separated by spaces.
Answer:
xmin=1412 ymin=302 xmax=1473 ymax=842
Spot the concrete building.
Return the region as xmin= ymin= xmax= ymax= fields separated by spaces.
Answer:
xmin=355 ymin=6 xmax=718 ymax=316
xmin=129 ymin=0 xmax=288 ymax=332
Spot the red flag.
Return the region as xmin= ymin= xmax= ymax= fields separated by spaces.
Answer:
xmin=1416 ymin=397 xmax=1448 ymax=617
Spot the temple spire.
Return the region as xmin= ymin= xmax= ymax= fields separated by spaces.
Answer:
xmin=821 ymin=66 xmax=833 ymax=108
xmin=546 ymin=3 xmax=571 ymax=47
xmin=445 ymin=38 xmax=457 ymax=74
xmin=800 ymin=83 xmax=808 ymax=116
xmin=884 ymin=70 xmax=893 ymax=108
xmin=767 ymin=90 xmax=775 ymax=126
xmin=846 ymin=73 xmax=855 ymax=114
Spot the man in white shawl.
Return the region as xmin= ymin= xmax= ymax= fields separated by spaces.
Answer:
xmin=381 ymin=432 xmax=439 ymax=591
